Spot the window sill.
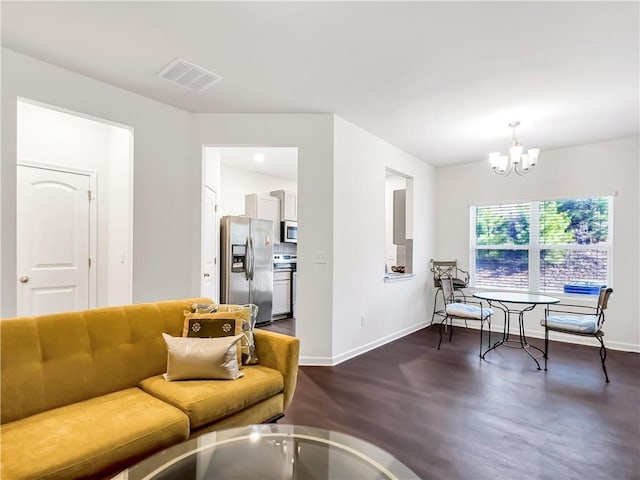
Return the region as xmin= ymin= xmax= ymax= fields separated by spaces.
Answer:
xmin=384 ymin=273 xmax=415 ymax=282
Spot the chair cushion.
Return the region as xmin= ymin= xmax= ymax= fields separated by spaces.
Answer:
xmin=541 ymin=315 xmax=599 ymax=334
xmin=446 ymin=303 xmax=493 ymax=320
xmin=0 ymin=388 xmax=189 ymax=480
xmin=139 ymin=365 xmax=284 ymax=429
xmin=435 ymin=277 xmax=467 ymax=289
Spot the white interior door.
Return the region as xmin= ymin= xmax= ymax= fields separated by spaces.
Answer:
xmin=202 ymin=186 xmax=217 ymax=302
xmin=17 ymin=165 xmax=92 ymax=316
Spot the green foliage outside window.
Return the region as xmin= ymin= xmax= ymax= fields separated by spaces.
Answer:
xmin=476 ymin=204 xmax=529 ymax=246
xmin=553 ymin=198 xmax=608 ymax=244
xmin=540 ymin=198 xmax=609 ymax=264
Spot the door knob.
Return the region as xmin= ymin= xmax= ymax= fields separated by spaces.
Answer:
xmin=203 ymin=273 xmax=210 ymax=277
xmin=19 ymin=275 xmax=29 ymax=283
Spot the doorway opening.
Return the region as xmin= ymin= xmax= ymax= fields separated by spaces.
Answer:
xmin=16 ymin=99 xmax=134 ymax=316
xmin=201 ymin=146 xmax=298 ymax=335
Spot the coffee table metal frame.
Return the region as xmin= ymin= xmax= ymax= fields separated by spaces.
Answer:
xmin=113 ymin=424 xmax=419 ymax=480
xmin=473 ymin=291 xmax=560 ymax=370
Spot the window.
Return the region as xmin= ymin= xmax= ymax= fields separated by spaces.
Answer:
xmin=470 ymin=196 xmax=612 ymax=293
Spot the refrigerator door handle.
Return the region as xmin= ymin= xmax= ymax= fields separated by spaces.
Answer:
xmin=245 ymin=236 xmax=251 ymax=281
xmin=249 ymin=235 xmax=255 ymax=281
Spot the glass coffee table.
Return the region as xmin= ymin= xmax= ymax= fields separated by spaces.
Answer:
xmin=112 ymin=424 xmax=419 ymax=480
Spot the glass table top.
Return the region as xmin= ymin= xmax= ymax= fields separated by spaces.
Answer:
xmin=113 ymin=424 xmax=419 ymax=480
xmin=473 ymin=291 xmax=560 ymax=305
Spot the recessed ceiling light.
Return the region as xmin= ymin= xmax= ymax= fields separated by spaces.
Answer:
xmin=157 ymin=58 xmax=222 ymax=93
xmin=254 ymin=153 xmax=265 ymax=163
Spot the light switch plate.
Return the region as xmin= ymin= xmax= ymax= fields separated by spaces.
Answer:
xmin=314 ymin=251 xmax=328 ymax=264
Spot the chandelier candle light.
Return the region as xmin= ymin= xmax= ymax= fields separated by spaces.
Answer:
xmin=489 ymin=121 xmax=540 ymax=176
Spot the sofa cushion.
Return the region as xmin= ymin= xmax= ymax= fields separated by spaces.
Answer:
xmin=139 ymin=365 xmax=284 ymax=429
xmin=0 ymin=388 xmax=189 ymax=480
xmin=0 ymin=297 xmax=210 ymax=423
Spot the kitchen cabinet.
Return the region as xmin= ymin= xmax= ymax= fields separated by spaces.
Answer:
xmin=245 ymin=194 xmax=280 ymax=244
xmin=270 ymin=190 xmax=297 ymax=221
xmin=273 ymin=271 xmax=291 ymax=317
xmin=393 ymin=189 xmax=406 ymax=245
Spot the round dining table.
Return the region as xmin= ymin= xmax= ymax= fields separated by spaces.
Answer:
xmin=473 ymin=291 xmax=560 ymax=369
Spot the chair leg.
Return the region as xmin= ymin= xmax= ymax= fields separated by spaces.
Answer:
xmin=479 ymin=319 xmax=484 ymax=358
xmin=449 ymin=318 xmax=454 ymax=342
xmin=431 ymin=288 xmax=442 ymax=325
xmin=597 ymin=336 xmax=610 ymax=383
xmin=544 ymin=328 xmax=549 ymax=371
xmin=483 ymin=317 xmax=491 ymax=359
xmin=437 ymin=317 xmax=447 ymax=350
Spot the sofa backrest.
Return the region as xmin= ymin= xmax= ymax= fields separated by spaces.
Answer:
xmin=1 ymin=298 xmax=209 ymax=424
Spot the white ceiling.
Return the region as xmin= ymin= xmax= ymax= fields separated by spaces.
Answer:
xmin=2 ymin=1 xmax=638 ymax=166
xmin=220 ymin=147 xmax=298 ymax=181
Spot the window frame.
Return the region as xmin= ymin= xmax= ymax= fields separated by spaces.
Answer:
xmin=469 ymin=196 xmax=613 ymax=294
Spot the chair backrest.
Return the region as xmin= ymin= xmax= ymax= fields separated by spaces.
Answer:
xmin=596 ymin=287 xmax=613 ymax=328
xmin=598 ymin=287 xmax=613 ymax=312
xmin=440 ymin=277 xmax=456 ymax=304
xmin=430 ymin=259 xmax=469 ymax=288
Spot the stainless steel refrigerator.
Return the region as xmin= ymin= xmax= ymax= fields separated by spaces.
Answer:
xmin=220 ymin=216 xmax=273 ymax=325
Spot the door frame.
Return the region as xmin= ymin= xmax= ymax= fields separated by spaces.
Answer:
xmin=17 ymin=159 xmax=98 ymax=309
xmin=201 ymin=185 xmax=218 ymax=302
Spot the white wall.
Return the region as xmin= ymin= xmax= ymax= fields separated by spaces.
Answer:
xmin=106 ymin=126 xmax=133 ymax=305
xmin=332 ymin=116 xmax=436 ymax=363
xmin=2 ymin=48 xmax=194 ymax=316
xmin=16 ymin=100 xmax=132 ymax=307
xmin=435 ymin=136 xmax=640 ymax=352
xmin=220 ymin=163 xmax=297 ymax=217
xmin=192 ymin=114 xmax=335 ymax=364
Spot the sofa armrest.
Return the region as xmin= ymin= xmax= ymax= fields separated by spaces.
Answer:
xmin=253 ymin=330 xmax=299 ymax=410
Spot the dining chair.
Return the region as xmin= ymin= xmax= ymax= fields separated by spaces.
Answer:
xmin=430 ymin=259 xmax=469 ymax=324
xmin=437 ymin=277 xmax=493 ymax=357
xmin=541 ymin=287 xmax=613 ymax=382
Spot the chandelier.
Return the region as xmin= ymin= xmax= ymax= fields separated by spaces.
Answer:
xmin=489 ymin=121 xmax=540 ymax=176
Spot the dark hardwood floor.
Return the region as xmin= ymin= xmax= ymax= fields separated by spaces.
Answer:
xmin=259 ymin=317 xmax=295 ymax=336
xmin=284 ymin=325 xmax=640 ymax=479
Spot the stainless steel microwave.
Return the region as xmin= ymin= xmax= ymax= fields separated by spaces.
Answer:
xmin=281 ymin=221 xmax=297 ymax=243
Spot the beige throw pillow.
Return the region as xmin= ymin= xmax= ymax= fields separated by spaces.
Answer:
xmin=162 ymin=333 xmax=244 ymax=381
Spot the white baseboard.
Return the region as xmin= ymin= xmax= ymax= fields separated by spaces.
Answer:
xmin=299 ymin=355 xmax=335 ymax=366
xmin=445 ymin=319 xmax=640 ymax=353
xmin=299 ymin=321 xmax=429 ymax=367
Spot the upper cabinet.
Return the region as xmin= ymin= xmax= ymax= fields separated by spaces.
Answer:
xmin=393 ymin=189 xmax=406 ymax=245
xmin=245 ymin=194 xmax=280 ymax=243
xmin=270 ymin=190 xmax=297 ymax=221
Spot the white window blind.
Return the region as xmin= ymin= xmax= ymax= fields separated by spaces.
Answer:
xmin=471 ymin=196 xmax=612 ymax=293
xmin=473 ymin=203 xmax=530 ymax=290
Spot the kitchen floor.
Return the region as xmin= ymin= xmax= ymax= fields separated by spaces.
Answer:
xmin=259 ymin=317 xmax=295 ymax=336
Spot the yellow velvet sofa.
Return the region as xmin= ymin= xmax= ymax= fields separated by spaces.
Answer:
xmin=0 ymin=298 xmax=299 ymax=480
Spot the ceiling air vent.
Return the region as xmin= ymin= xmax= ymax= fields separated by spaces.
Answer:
xmin=157 ymin=58 xmax=222 ymax=93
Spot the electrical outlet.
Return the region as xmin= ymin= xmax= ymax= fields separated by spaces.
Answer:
xmin=360 ymin=314 xmax=367 ymax=327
